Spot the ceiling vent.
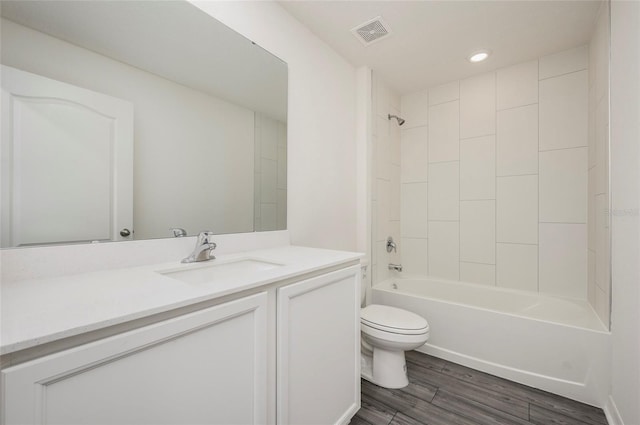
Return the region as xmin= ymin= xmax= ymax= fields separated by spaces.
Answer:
xmin=351 ymin=16 xmax=392 ymax=46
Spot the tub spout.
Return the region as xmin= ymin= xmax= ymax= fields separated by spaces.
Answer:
xmin=388 ymin=263 xmax=403 ymax=272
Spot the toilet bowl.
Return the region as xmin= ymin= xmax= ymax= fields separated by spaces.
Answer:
xmin=360 ymin=304 xmax=429 ymax=389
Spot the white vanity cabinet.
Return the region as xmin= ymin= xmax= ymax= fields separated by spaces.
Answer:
xmin=1 ymin=293 xmax=269 ymax=425
xmin=277 ymin=265 xmax=361 ymax=425
xmin=1 ymin=261 xmax=361 ymax=425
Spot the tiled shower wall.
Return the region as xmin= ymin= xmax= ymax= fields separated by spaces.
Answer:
xmin=588 ymin=3 xmax=611 ymax=325
xmin=395 ymin=46 xmax=605 ymax=306
xmin=371 ymin=76 xmax=402 ymax=285
xmin=254 ymin=113 xmax=287 ymax=231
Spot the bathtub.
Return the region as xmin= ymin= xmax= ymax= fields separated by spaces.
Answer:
xmin=372 ymin=278 xmax=611 ymax=407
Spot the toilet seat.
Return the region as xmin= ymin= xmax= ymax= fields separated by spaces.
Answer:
xmin=361 ymin=304 xmax=429 ymax=335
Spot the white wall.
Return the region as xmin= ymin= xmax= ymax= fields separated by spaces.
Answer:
xmin=609 ymin=1 xmax=640 ymax=423
xmin=1 ymin=18 xmax=255 ymax=240
xmin=395 ymin=47 xmax=591 ymax=300
xmin=193 ymin=1 xmax=358 ymax=252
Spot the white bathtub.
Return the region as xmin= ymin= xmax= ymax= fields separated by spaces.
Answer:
xmin=372 ymin=278 xmax=611 ymax=407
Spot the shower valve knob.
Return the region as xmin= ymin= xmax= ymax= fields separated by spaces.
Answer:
xmin=386 ymin=236 xmax=397 ymax=253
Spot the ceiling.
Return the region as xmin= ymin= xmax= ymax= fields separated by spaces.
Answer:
xmin=279 ymin=0 xmax=602 ymax=95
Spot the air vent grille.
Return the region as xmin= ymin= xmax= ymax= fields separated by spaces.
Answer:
xmin=351 ymin=16 xmax=392 ymax=46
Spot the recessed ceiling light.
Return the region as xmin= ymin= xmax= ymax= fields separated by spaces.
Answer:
xmin=468 ymin=50 xmax=490 ymax=63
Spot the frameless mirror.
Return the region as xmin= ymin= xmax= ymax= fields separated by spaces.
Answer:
xmin=0 ymin=0 xmax=287 ymax=248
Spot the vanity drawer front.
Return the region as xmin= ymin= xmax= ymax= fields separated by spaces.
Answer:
xmin=1 ymin=292 xmax=268 ymax=425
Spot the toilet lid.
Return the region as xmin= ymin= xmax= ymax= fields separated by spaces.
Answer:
xmin=361 ymin=304 xmax=429 ymax=335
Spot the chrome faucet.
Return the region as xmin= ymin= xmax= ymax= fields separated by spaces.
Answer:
xmin=388 ymin=263 xmax=403 ymax=272
xmin=181 ymin=231 xmax=217 ymax=263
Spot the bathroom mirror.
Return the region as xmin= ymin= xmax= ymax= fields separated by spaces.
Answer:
xmin=0 ymin=0 xmax=287 ymax=248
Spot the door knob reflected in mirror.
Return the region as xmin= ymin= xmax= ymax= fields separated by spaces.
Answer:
xmin=120 ymin=228 xmax=131 ymax=237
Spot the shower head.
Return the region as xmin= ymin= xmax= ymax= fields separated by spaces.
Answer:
xmin=388 ymin=114 xmax=405 ymax=126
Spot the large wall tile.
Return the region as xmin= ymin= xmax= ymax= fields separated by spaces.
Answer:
xmin=588 ymin=167 xmax=596 ymax=250
xmin=539 ymin=223 xmax=587 ymax=299
xmin=460 ymin=200 xmax=496 ymax=264
xmin=276 ymin=189 xmax=287 ymax=229
xmin=401 ymin=90 xmax=428 ymax=129
xmin=390 ymin=165 xmax=401 ymax=221
xmin=497 ymin=105 xmax=538 ymax=176
xmin=376 ymin=115 xmax=390 ymax=180
xmin=496 ymin=243 xmax=538 ymax=292
xmin=402 ymin=237 xmax=428 ymax=275
xmin=389 ymin=220 xmax=402 ymax=265
xmin=497 ymin=60 xmax=538 ymax=110
xmin=389 ymin=106 xmax=402 ymax=166
xmin=260 ymin=203 xmax=276 ymax=231
xmin=401 ymin=126 xmax=428 ymax=183
xmin=376 ymin=179 xmax=390 ymax=242
xmin=588 ymin=87 xmax=597 ymax=168
xmin=376 ymin=240 xmax=390 ymax=282
xmin=259 ymin=117 xmax=278 ymax=160
xmin=428 ymin=100 xmax=459 ymax=163
xmin=277 ymin=146 xmax=287 ymax=189
xmin=588 ymin=249 xmax=596 ymax=307
xmin=595 ymin=98 xmax=609 ymax=195
xmin=460 ymin=135 xmax=496 ymax=200
xmin=539 ymin=147 xmax=588 ymax=223
xmin=539 ymin=70 xmax=588 ymax=151
xmin=429 ymin=81 xmax=459 ymax=106
xmin=260 ymin=158 xmax=277 ymax=203
xmin=428 ymin=221 xmax=459 ymax=280
xmin=428 ymin=162 xmax=459 ymax=221
xmin=460 ymin=262 xmax=496 ymax=286
xmin=401 ymin=183 xmax=428 ymax=238
xmin=595 ymin=193 xmax=610 ymax=290
xmin=497 ymin=175 xmax=538 ymax=244
xmin=539 ymin=45 xmax=588 ymax=80
xmin=460 ymin=72 xmax=496 ymax=139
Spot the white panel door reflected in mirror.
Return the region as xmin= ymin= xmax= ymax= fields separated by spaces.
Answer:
xmin=0 ymin=65 xmax=133 ymax=248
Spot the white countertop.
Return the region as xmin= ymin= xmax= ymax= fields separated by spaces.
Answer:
xmin=1 ymin=245 xmax=362 ymax=355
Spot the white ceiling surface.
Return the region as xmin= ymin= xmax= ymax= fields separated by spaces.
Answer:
xmin=1 ymin=1 xmax=288 ymax=122
xmin=279 ymin=0 xmax=602 ymax=95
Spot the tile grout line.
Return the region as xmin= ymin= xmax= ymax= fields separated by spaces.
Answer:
xmin=539 ymin=145 xmax=589 ymax=153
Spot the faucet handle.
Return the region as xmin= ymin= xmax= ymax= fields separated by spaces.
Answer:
xmin=170 ymin=227 xmax=187 ymax=237
xmin=386 ymin=236 xmax=397 ymax=253
xmin=197 ymin=231 xmax=215 ymax=244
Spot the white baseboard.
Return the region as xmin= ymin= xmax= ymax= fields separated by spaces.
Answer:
xmin=604 ymin=396 xmax=624 ymax=425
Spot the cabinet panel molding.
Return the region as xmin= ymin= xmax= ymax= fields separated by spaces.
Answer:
xmin=1 ymin=293 xmax=268 ymax=425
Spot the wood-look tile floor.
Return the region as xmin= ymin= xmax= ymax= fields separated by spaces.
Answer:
xmin=352 ymin=351 xmax=608 ymax=425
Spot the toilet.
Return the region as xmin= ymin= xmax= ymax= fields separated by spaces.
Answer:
xmin=360 ymin=300 xmax=430 ymax=389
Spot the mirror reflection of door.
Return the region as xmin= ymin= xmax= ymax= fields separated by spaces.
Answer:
xmin=1 ymin=65 xmax=133 ymax=247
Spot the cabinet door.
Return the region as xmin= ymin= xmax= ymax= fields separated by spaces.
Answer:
xmin=277 ymin=266 xmax=361 ymax=425
xmin=1 ymin=293 xmax=268 ymax=425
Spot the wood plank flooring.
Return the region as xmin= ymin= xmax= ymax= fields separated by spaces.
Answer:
xmin=353 ymin=351 xmax=608 ymax=425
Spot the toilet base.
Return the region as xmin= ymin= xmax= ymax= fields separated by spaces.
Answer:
xmin=360 ymin=348 xmax=409 ymax=389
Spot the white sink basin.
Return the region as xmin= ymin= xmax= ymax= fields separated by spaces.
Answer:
xmin=158 ymin=258 xmax=284 ymax=284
